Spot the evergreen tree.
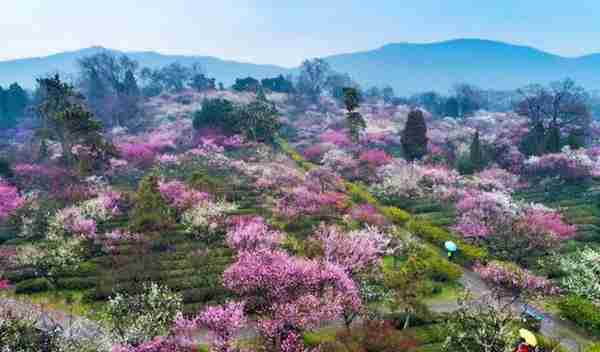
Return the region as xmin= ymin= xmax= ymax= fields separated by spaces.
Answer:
xmin=567 ymin=128 xmax=586 ymax=149
xmin=545 ymin=124 xmax=562 ymax=153
xmin=382 ymin=86 xmax=395 ymax=104
xmin=402 ymin=109 xmax=428 ymax=161
xmin=130 ymin=174 xmax=173 ymax=233
xmin=470 ymin=130 xmax=483 ymax=171
xmin=343 ymin=87 xmax=366 ymax=143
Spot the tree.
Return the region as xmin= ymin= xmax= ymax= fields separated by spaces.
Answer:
xmin=382 ymin=86 xmax=395 ymax=104
xmin=385 ymin=255 xmax=429 ymax=329
xmin=470 ymin=130 xmax=483 ymax=172
xmin=78 ymin=53 xmax=141 ymax=126
xmin=129 ymin=174 xmax=173 ymax=233
xmin=189 ymin=73 xmax=216 ymax=92
xmin=402 ymin=109 xmax=428 ymax=161
xmin=297 ymin=58 xmax=331 ymax=103
xmin=35 ymin=75 xmax=114 ymax=166
xmin=261 ymin=75 xmax=294 ymax=93
xmin=443 ymin=294 xmax=519 ymax=352
xmin=545 ymin=124 xmax=562 ymax=153
xmin=453 ymin=83 xmax=485 ymax=117
xmin=193 ymin=98 xmax=235 ymax=131
xmin=0 ymin=83 xmax=29 ymax=129
xmin=235 ymin=99 xmax=281 ymax=142
xmin=232 ymin=76 xmax=260 ymax=92
xmin=343 ymin=87 xmax=366 ymax=143
xmin=516 ymin=79 xmax=591 ymax=149
xmin=327 ymin=72 xmax=357 ymax=102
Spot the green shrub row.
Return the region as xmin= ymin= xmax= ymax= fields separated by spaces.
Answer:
xmin=15 ymin=278 xmax=54 ymax=294
xmin=181 ymin=286 xmax=232 ymax=304
xmin=407 ymin=219 xmax=487 ymax=265
xmin=557 ymin=295 xmax=600 ymax=335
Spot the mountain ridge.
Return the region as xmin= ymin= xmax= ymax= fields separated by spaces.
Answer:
xmin=2 ymin=39 xmax=600 ymax=95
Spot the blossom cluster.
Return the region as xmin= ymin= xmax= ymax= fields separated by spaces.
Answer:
xmin=524 ymin=146 xmax=600 ymax=181
xmin=226 ymin=216 xmax=284 ymax=251
xmin=0 ymin=179 xmax=25 ymax=221
xmin=158 ymin=180 xmax=211 ymax=210
xmin=558 ymin=247 xmax=600 ymax=301
xmin=181 ymin=199 xmax=238 ymax=236
xmin=474 ymin=261 xmax=560 ymax=296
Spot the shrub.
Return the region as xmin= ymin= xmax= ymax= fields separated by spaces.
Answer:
xmin=586 ymin=344 xmax=600 ymax=352
xmin=56 ymin=277 xmax=97 ymax=290
xmin=382 ymin=206 xmax=411 ymax=225
xmin=407 ymin=219 xmax=487 ymax=264
xmin=557 ymin=295 xmax=600 ymax=335
xmin=424 ymin=257 xmax=462 ymax=282
xmin=15 ymin=277 xmax=54 ymax=294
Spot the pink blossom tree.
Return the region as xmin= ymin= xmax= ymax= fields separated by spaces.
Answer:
xmin=226 ymin=216 xmax=284 ymax=251
xmin=0 ymin=180 xmax=25 ymax=221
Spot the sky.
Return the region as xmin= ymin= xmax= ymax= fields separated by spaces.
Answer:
xmin=2 ymin=0 xmax=600 ymax=67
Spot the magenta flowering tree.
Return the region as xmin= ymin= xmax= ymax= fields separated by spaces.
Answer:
xmin=359 ymin=149 xmax=392 ymax=169
xmin=315 ymin=224 xmax=389 ymax=276
xmin=196 ymin=301 xmax=247 ymax=352
xmin=223 ymin=249 xmax=360 ymax=351
xmin=275 ymin=186 xmax=347 ymax=219
xmin=474 ymin=261 xmax=560 ymax=298
xmin=349 ymin=203 xmax=387 ymax=227
xmin=158 ymin=180 xmax=211 ymax=211
xmin=226 ymin=216 xmax=284 ymax=251
xmin=0 ymin=179 xmax=25 ymax=222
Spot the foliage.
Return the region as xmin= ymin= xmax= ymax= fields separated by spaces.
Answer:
xmin=130 ymin=174 xmax=173 ymax=233
xmin=343 ymin=87 xmax=366 ymax=143
xmin=105 ymin=282 xmax=183 ymax=347
xmin=469 ymin=130 xmax=483 ymax=172
xmin=15 ymin=277 xmax=55 ymax=293
xmin=0 ymin=82 xmax=29 ymax=130
xmin=557 ymin=295 xmax=600 ymax=335
xmin=556 ymin=247 xmax=600 ymax=301
xmin=442 ymin=294 xmax=519 ymax=352
xmin=474 ymin=261 xmax=560 ymax=298
xmin=262 ymin=75 xmax=294 ymax=93
xmin=297 ymin=58 xmax=331 ymax=103
xmin=402 ymin=110 xmax=428 ymax=161
xmin=189 ymin=73 xmax=216 ymax=92
xmin=232 ymin=76 xmax=260 ymax=92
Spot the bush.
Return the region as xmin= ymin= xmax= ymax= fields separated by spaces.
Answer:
xmin=586 ymin=344 xmax=600 ymax=352
xmin=407 ymin=219 xmax=487 ymax=264
xmin=56 ymin=277 xmax=97 ymax=290
xmin=383 ymin=206 xmax=411 ymax=225
xmin=424 ymin=256 xmax=462 ymax=282
xmin=557 ymin=295 xmax=600 ymax=335
xmin=15 ymin=277 xmax=54 ymax=294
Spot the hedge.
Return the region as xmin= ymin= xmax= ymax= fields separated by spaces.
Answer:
xmin=557 ymin=295 xmax=600 ymax=335
xmin=55 ymin=277 xmax=98 ymax=290
xmin=407 ymin=219 xmax=487 ymax=264
xmin=15 ymin=278 xmax=54 ymax=294
xmin=382 ymin=206 xmax=411 ymax=226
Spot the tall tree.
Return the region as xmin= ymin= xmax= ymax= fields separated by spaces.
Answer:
xmin=35 ymin=75 xmax=113 ymax=166
xmin=382 ymin=86 xmax=395 ymax=104
xmin=402 ymin=109 xmax=428 ymax=161
xmin=343 ymin=87 xmax=366 ymax=143
xmin=516 ymin=79 xmax=591 ymax=149
xmin=297 ymin=58 xmax=331 ymax=104
xmin=470 ymin=130 xmax=483 ymax=171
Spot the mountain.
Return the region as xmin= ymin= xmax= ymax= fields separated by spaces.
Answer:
xmin=0 ymin=46 xmax=290 ymax=89
xmin=2 ymin=39 xmax=600 ymax=95
xmin=323 ymin=39 xmax=600 ymax=95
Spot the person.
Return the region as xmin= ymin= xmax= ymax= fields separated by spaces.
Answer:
xmin=514 ymin=338 xmax=531 ymax=352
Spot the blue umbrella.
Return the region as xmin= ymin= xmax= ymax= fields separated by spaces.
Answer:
xmin=445 ymin=241 xmax=457 ymax=252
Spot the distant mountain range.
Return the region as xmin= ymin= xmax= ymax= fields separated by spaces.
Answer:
xmin=2 ymin=39 xmax=600 ymax=95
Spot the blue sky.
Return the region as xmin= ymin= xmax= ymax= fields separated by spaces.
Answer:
xmin=2 ymin=0 xmax=599 ymax=66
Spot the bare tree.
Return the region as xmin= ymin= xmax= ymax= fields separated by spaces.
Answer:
xmin=516 ymin=78 xmax=591 ymax=131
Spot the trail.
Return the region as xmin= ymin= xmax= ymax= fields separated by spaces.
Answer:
xmin=428 ymin=270 xmax=594 ymax=352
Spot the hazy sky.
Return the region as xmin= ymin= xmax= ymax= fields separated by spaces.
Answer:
xmin=2 ymin=0 xmax=600 ymax=67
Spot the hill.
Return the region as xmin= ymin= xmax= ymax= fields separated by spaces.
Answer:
xmin=2 ymin=39 xmax=600 ymax=95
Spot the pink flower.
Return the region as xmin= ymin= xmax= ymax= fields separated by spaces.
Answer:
xmin=0 ymin=180 xmax=25 ymax=221
xmin=226 ymin=216 xmax=284 ymax=251
xmin=359 ymin=149 xmax=392 ymax=168
xmin=158 ymin=180 xmax=211 ymax=210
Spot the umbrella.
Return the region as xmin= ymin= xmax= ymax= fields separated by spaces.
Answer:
xmin=444 ymin=241 xmax=457 ymax=252
xmin=519 ymin=329 xmax=538 ymax=347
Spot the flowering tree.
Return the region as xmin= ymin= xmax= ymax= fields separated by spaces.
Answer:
xmin=223 ymin=248 xmax=360 ymax=351
xmin=197 ymin=301 xmax=247 ymax=352
xmin=315 ymin=224 xmax=389 ymax=276
xmin=0 ymin=179 xmax=25 ymax=221
xmin=557 ymin=247 xmax=600 ymax=301
xmin=181 ymin=199 xmax=238 ymax=238
xmin=158 ymin=180 xmax=211 ymax=211
xmin=474 ymin=261 xmax=560 ymax=298
xmin=226 ymin=216 xmax=284 ymax=251
xmin=106 ymin=283 xmax=183 ymax=348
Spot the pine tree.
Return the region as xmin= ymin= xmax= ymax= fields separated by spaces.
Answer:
xmin=470 ymin=130 xmax=483 ymax=171
xmin=343 ymin=87 xmax=366 ymax=143
xmin=567 ymin=129 xmax=585 ymax=150
xmin=130 ymin=174 xmax=173 ymax=233
xmin=402 ymin=109 xmax=428 ymax=161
